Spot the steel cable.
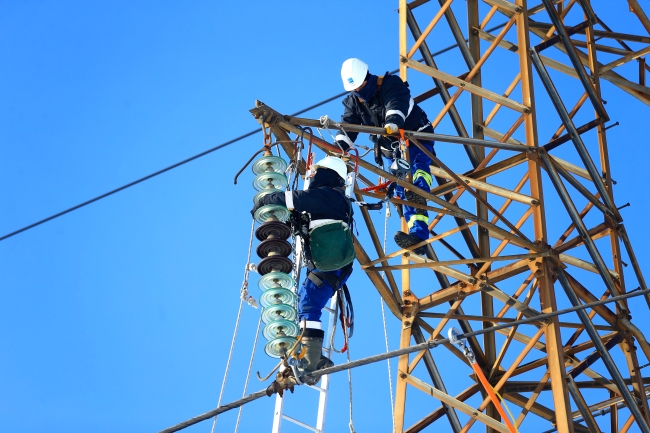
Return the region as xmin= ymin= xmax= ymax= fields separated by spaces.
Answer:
xmin=379 ymin=203 xmax=395 ymax=430
xmin=209 ymin=217 xmax=257 ymax=433
xmin=233 ymin=314 xmax=262 ymax=433
xmin=0 ymin=21 xmax=508 ymax=243
xmin=159 ymin=287 xmax=650 ymax=433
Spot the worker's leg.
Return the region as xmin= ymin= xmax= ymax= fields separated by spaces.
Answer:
xmin=406 ymin=140 xmax=434 ymax=240
xmin=296 ymin=267 xmax=351 ymax=375
xmin=393 ymin=139 xmax=436 ymax=254
xmin=298 ymin=266 xmax=351 ymax=322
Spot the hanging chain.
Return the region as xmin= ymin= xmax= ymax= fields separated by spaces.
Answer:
xmin=261 ymin=115 xmax=272 ymax=149
xmin=290 ymin=130 xmax=307 ymax=304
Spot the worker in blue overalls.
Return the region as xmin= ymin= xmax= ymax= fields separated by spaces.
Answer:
xmin=335 ymin=58 xmax=435 ymax=255
xmin=253 ymin=156 xmax=354 ymax=382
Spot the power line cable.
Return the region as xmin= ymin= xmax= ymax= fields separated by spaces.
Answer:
xmin=157 ymin=288 xmax=650 ymax=433
xmin=0 ymin=22 xmax=506 ymax=242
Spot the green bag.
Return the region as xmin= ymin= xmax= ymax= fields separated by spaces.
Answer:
xmin=309 ymin=221 xmax=356 ymax=272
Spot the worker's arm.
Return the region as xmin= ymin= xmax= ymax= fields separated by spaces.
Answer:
xmin=252 ymin=189 xmax=350 ymax=220
xmin=335 ymin=95 xmax=363 ymax=150
xmin=383 ymin=76 xmax=412 ymax=130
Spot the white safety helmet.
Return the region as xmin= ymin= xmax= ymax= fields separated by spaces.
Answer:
xmin=312 ymin=156 xmax=348 ymax=181
xmin=341 ymin=58 xmax=369 ymax=91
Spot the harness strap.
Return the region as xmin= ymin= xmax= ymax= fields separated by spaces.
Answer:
xmin=306 ymin=265 xmax=355 ymax=345
xmin=339 ymin=283 xmax=354 ymax=338
xmin=337 ymin=293 xmax=348 ymax=353
xmin=306 ymin=263 xmax=353 ymax=291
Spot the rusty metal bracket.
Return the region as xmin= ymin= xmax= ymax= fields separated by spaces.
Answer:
xmin=402 ymin=289 xmax=420 ymax=329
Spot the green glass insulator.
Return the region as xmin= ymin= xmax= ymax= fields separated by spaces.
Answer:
xmin=260 ymin=287 xmax=296 ymax=308
xmin=262 ymin=303 xmax=297 ymax=324
xmin=264 ymin=336 xmax=297 ymax=358
xmin=253 ymin=172 xmax=288 ymax=192
xmin=258 ymin=272 xmax=295 ymax=291
xmin=252 ymin=190 xmax=276 ymax=204
xmin=263 ymin=319 xmax=299 ymax=341
xmin=252 ymin=156 xmax=288 ymax=175
xmin=253 ymin=204 xmax=289 ymax=224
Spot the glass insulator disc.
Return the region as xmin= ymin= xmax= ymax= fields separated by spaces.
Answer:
xmin=253 ymin=190 xmax=276 ymax=204
xmin=252 ymin=156 xmax=288 ymax=175
xmin=258 ymin=271 xmax=295 ymax=291
xmin=254 ymin=204 xmax=289 ymax=224
xmin=263 ymin=319 xmax=299 ymax=341
xmin=264 ymin=336 xmax=296 ymax=358
xmin=260 ymin=287 xmax=296 ymax=308
xmin=253 ymin=172 xmax=288 ymax=192
xmin=262 ymin=303 xmax=297 ymax=324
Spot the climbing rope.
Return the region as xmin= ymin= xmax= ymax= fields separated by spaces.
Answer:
xmin=379 ymin=202 xmax=395 ymax=429
xmin=209 ymin=218 xmax=257 ymax=433
xmin=210 ymin=297 xmax=243 ymax=433
xmin=314 ymin=125 xmax=373 ymax=157
xmin=494 ymin=389 xmax=519 ymax=432
xmin=328 ymin=293 xmax=356 ymax=432
xmin=345 ymin=343 xmax=356 ymax=433
xmin=233 ymin=314 xmax=262 ymax=433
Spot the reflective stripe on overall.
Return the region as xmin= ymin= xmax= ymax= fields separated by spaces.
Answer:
xmin=395 ymin=130 xmax=435 ymax=240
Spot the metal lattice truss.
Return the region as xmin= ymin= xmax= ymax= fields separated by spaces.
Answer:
xmin=250 ymin=0 xmax=650 ymax=432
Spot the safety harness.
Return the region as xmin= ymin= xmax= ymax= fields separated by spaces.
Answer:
xmin=290 ymin=189 xmax=356 ymax=348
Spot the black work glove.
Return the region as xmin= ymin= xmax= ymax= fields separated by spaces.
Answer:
xmin=251 ymin=199 xmax=262 ymax=217
xmin=374 ymin=141 xmax=383 ymax=166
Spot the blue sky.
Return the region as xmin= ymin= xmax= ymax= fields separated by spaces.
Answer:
xmin=2 ymin=1 xmax=650 ymax=432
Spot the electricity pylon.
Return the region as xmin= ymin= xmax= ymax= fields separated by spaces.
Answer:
xmin=251 ymin=1 xmax=650 ymax=431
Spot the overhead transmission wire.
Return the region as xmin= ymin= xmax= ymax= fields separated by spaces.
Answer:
xmin=0 ymin=20 xmax=508 ymax=243
xmin=158 ymin=288 xmax=650 ymax=433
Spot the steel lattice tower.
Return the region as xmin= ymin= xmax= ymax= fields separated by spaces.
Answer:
xmin=250 ymin=1 xmax=650 ymax=432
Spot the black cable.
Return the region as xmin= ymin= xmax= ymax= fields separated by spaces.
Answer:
xmin=0 ymin=130 xmax=259 ymax=242
xmin=0 ymin=22 xmax=507 ymax=242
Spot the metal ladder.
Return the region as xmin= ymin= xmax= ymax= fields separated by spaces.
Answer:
xmin=270 ymin=294 xmax=338 ymax=433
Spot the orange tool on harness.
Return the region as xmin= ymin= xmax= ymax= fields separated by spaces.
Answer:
xmin=399 ymin=128 xmax=409 ymax=147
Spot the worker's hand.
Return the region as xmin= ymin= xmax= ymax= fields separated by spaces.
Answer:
xmin=384 ymin=123 xmax=399 ymax=135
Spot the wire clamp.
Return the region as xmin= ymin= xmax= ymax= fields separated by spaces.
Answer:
xmin=448 ymin=327 xmax=475 ymax=364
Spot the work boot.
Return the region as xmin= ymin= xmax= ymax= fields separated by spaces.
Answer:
xmin=394 ymin=231 xmax=428 ymax=255
xmin=405 ymin=190 xmax=427 ymax=214
xmin=297 ymin=330 xmax=333 ymax=385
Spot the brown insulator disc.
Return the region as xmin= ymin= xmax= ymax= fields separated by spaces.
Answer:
xmin=257 ymin=256 xmax=293 ymax=275
xmin=256 ymin=238 xmax=292 ymax=259
xmin=255 ymin=220 xmax=291 ymax=241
